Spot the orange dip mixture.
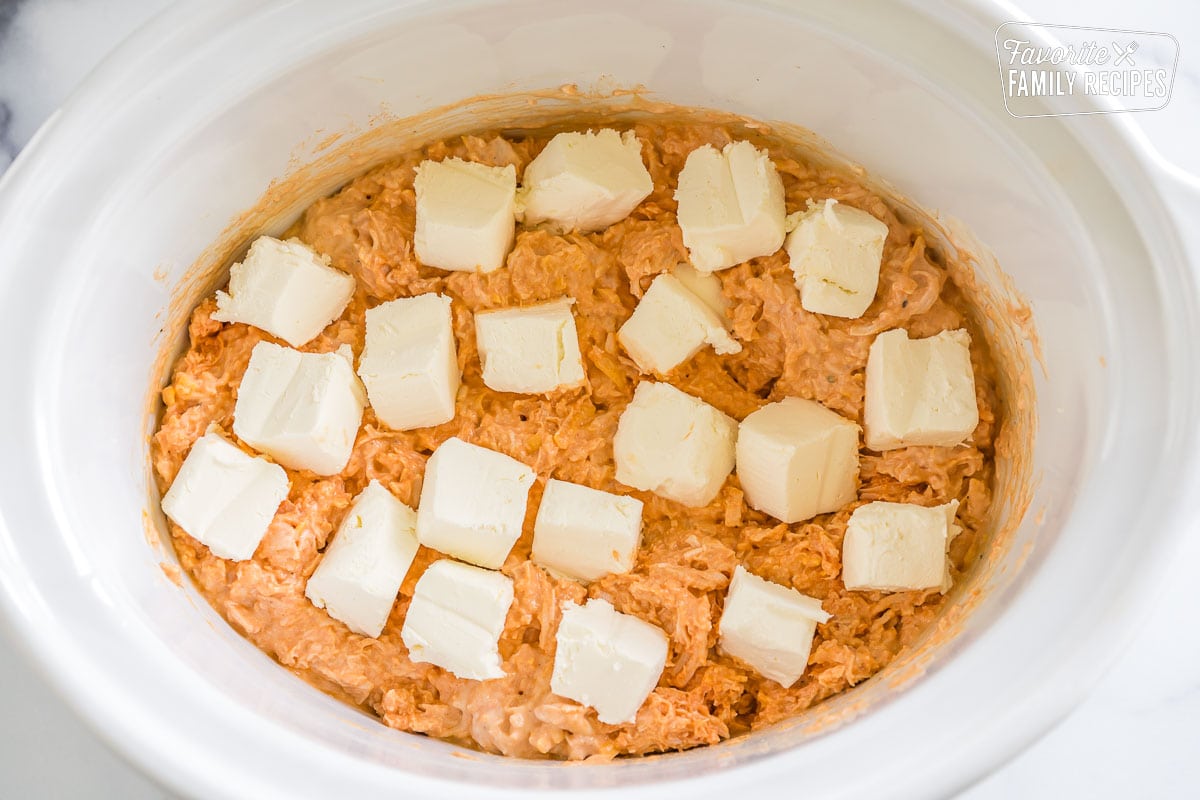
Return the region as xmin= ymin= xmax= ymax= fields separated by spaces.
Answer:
xmin=152 ymin=120 xmax=1002 ymax=759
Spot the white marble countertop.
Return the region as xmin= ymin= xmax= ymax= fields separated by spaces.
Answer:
xmin=0 ymin=1 xmax=1197 ymax=797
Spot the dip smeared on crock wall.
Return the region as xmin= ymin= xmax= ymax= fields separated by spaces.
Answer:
xmin=152 ymin=119 xmax=1004 ymax=759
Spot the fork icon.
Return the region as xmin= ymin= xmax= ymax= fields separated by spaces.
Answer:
xmin=1112 ymin=40 xmax=1139 ymax=67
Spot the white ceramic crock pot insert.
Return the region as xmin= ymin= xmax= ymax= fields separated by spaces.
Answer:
xmin=0 ymin=1 xmax=1197 ymax=799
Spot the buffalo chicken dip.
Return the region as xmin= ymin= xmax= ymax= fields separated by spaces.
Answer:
xmin=152 ymin=118 xmax=1005 ymax=759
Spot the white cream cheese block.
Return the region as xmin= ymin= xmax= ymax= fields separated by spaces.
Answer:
xmin=305 ymin=480 xmax=419 ymax=638
xmin=671 ymin=262 xmax=729 ymax=318
xmin=531 ymin=479 xmax=643 ymax=582
xmin=358 ymin=293 xmax=461 ymax=431
xmin=735 ymin=397 xmax=860 ymax=524
xmin=613 ymin=381 xmax=737 ymax=508
xmin=414 ymin=157 xmax=517 ymax=273
xmin=474 ymin=298 xmax=586 ymax=394
xmin=842 ymin=500 xmax=962 ymax=593
xmin=617 ymin=272 xmax=741 ymax=375
xmin=718 ymin=565 xmax=830 ymax=687
xmin=401 ymin=559 xmax=515 ymax=681
xmin=212 ymin=236 xmax=356 ymax=349
xmin=233 ymin=341 xmax=365 ymax=476
xmin=518 ymin=129 xmax=654 ymax=233
xmin=786 ymin=199 xmax=889 ymax=319
xmin=864 ymin=328 xmax=979 ymax=451
xmin=550 ymin=598 xmax=669 ymax=724
xmin=160 ymin=430 xmax=289 ymax=562
xmin=674 ymin=140 xmax=786 ymax=273
xmin=415 ymin=437 xmax=536 ymax=569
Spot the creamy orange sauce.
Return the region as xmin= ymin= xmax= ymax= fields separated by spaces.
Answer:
xmin=152 ymin=120 xmax=1004 ymax=759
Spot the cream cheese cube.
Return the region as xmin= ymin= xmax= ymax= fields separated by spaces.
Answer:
xmin=474 ymin=299 xmax=586 ymax=394
xmin=550 ymin=598 xmax=668 ymax=724
xmin=786 ymin=199 xmax=889 ymax=319
xmin=864 ymin=328 xmax=979 ymax=451
xmin=401 ymin=559 xmax=515 ymax=681
xmin=415 ymin=437 xmax=536 ymax=569
xmin=735 ymin=397 xmax=860 ymax=524
xmin=671 ymin=262 xmax=729 ymax=318
xmin=518 ymin=129 xmax=654 ymax=233
xmin=161 ymin=431 xmax=289 ymax=562
xmin=414 ymin=158 xmax=517 ymax=273
xmin=531 ymin=479 xmax=643 ymax=582
xmin=617 ymin=273 xmax=741 ymax=375
xmin=358 ymin=293 xmax=460 ymax=431
xmin=718 ymin=565 xmax=830 ymax=687
xmin=305 ymin=481 xmax=419 ymax=638
xmin=212 ymin=236 xmax=356 ymax=348
xmin=613 ymin=381 xmax=737 ymax=507
xmin=842 ymin=500 xmax=962 ymax=593
xmin=674 ymin=140 xmax=786 ymax=273
xmin=232 ymin=342 xmax=365 ymax=475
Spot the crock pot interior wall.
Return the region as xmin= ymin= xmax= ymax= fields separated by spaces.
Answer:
xmin=13 ymin=0 xmax=1176 ymax=795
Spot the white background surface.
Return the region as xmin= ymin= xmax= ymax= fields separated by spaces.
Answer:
xmin=0 ymin=0 xmax=1197 ymax=797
